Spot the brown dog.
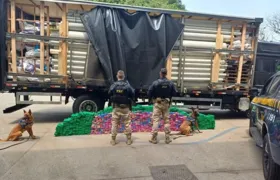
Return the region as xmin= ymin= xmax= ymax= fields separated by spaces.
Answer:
xmin=0 ymin=109 xmax=36 ymax=142
xmin=172 ymin=107 xmax=202 ymax=139
xmin=190 ymin=107 xmax=202 ymax=133
xmin=178 ymin=120 xmax=193 ymax=136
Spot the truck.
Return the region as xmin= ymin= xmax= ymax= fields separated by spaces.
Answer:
xmin=0 ymin=0 xmax=263 ymax=114
xmin=253 ymin=41 xmax=280 ymax=91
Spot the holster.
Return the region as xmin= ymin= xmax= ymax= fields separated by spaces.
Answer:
xmin=148 ymin=98 xmax=152 ymax=105
xmin=129 ymin=99 xmax=132 ymax=111
xmin=108 ymin=98 xmax=112 ymax=107
xmin=155 ymin=98 xmax=162 ymax=103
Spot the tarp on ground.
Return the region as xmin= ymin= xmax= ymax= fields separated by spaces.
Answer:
xmin=80 ymin=7 xmax=184 ymax=89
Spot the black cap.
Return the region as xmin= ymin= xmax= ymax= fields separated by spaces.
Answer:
xmin=160 ymin=68 xmax=167 ymax=75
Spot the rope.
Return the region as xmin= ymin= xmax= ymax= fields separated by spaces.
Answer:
xmin=0 ymin=136 xmax=30 ymax=150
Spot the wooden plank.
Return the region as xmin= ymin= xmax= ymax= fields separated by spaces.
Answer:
xmin=11 ymin=0 xmax=17 ymax=79
xmin=236 ymin=23 xmax=247 ymax=90
xmin=20 ymin=5 xmax=24 ymax=72
xmin=7 ymin=3 xmax=11 ymax=72
xmin=58 ymin=23 xmax=63 ymax=75
xmin=211 ymin=21 xmax=222 ymax=83
xmin=166 ymin=55 xmax=172 ymax=80
xmin=40 ymin=1 xmax=45 ymax=74
xmin=250 ymin=37 xmax=256 ymax=59
xmin=229 ymin=26 xmax=235 ymax=50
xmin=46 ymin=7 xmax=50 ymax=73
xmin=59 ymin=3 xmax=68 ymax=76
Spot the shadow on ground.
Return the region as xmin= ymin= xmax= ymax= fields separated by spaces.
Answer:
xmin=9 ymin=108 xmax=72 ymax=124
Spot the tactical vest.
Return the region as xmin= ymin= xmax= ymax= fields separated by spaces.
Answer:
xmin=154 ymin=79 xmax=172 ymax=99
xmin=111 ymin=82 xmax=130 ymax=105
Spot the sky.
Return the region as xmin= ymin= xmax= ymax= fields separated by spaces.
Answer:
xmin=182 ymin=0 xmax=279 ymax=18
xmin=182 ymin=0 xmax=280 ymax=41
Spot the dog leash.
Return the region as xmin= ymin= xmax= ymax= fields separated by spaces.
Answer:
xmin=0 ymin=136 xmax=31 ymax=151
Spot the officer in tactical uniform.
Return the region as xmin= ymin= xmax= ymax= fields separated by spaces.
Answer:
xmin=148 ymin=68 xmax=177 ymax=144
xmin=108 ymin=70 xmax=135 ymax=146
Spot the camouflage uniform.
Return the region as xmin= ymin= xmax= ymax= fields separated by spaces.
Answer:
xmin=151 ymin=98 xmax=171 ymax=136
xmin=148 ymin=68 xmax=177 ymax=144
xmin=108 ymin=74 xmax=134 ymax=146
xmin=111 ymin=106 xmax=132 ymax=137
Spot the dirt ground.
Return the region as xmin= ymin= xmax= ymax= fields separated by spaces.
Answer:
xmin=0 ymin=93 xmax=264 ymax=180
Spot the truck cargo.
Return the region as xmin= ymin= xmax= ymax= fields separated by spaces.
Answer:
xmin=0 ymin=0 xmax=263 ymax=114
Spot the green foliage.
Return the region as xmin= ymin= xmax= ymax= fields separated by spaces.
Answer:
xmin=94 ymin=0 xmax=185 ymax=10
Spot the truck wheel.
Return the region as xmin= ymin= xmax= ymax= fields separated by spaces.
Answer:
xmin=263 ymin=134 xmax=280 ymax=180
xmin=72 ymin=95 xmax=104 ymax=113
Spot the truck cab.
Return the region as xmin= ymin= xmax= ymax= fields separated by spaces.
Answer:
xmin=249 ymin=71 xmax=280 ymax=180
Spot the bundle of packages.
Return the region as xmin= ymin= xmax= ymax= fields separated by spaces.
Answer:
xmin=55 ymin=112 xmax=94 ymax=136
xmin=197 ymin=114 xmax=215 ymax=130
xmin=19 ymin=21 xmax=40 ymax=32
xmin=91 ymin=112 xmax=188 ymax=135
xmin=54 ymin=105 xmax=216 ymax=137
xmin=232 ymin=40 xmax=252 ymax=50
xmin=25 ymin=49 xmax=47 ymax=58
xmin=18 ymin=58 xmax=50 ymax=74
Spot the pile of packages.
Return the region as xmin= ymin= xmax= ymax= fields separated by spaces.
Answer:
xmin=7 ymin=21 xmax=53 ymax=81
xmin=91 ymin=112 xmax=188 ymax=135
xmin=55 ymin=112 xmax=93 ymax=136
xmin=54 ymin=105 xmax=215 ymax=137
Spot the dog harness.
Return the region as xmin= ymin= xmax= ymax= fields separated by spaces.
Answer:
xmin=188 ymin=117 xmax=196 ymax=123
xmin=19 ymin=119 xmax=33 ymax=129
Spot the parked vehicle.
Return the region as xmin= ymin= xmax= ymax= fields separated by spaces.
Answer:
xmin=249 ymin=71 xmax=280 ymax=180
xmin=253 ymin=41 xmax=280 ymax=92
xmin=0 ymin=0 xmax=263 ymax=114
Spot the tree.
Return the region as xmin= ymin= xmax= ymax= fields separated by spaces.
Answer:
xmin=259 ymin=26 xmax=270 ymax=42
xmin=267 ymin=13 xmax=280 ymax=35
xmin=94 ymin=0 xmax=186 ymax=10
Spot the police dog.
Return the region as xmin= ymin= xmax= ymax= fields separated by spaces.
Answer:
xmin=172 ymin=107 xmax=202 ymax=139
xmin=0 ymin=109 xmax=36 ymax=142
xmin=189 ymin=107 xmax=202 ymax=133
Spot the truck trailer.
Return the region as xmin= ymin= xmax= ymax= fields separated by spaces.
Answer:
xmin=0 ymin=0 xmax=263 ymax=114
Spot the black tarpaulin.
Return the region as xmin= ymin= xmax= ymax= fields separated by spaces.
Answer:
xmin=0 ymin=0 xmax=7 ymax=91
xmin=80 ymin=7 xmax=184 ymax=89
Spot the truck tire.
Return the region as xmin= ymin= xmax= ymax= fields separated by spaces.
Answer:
xmin=263 ymin=134 xmax=280 ymax=180
xmin=72 ymin=95 xmax=105 ymax=113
